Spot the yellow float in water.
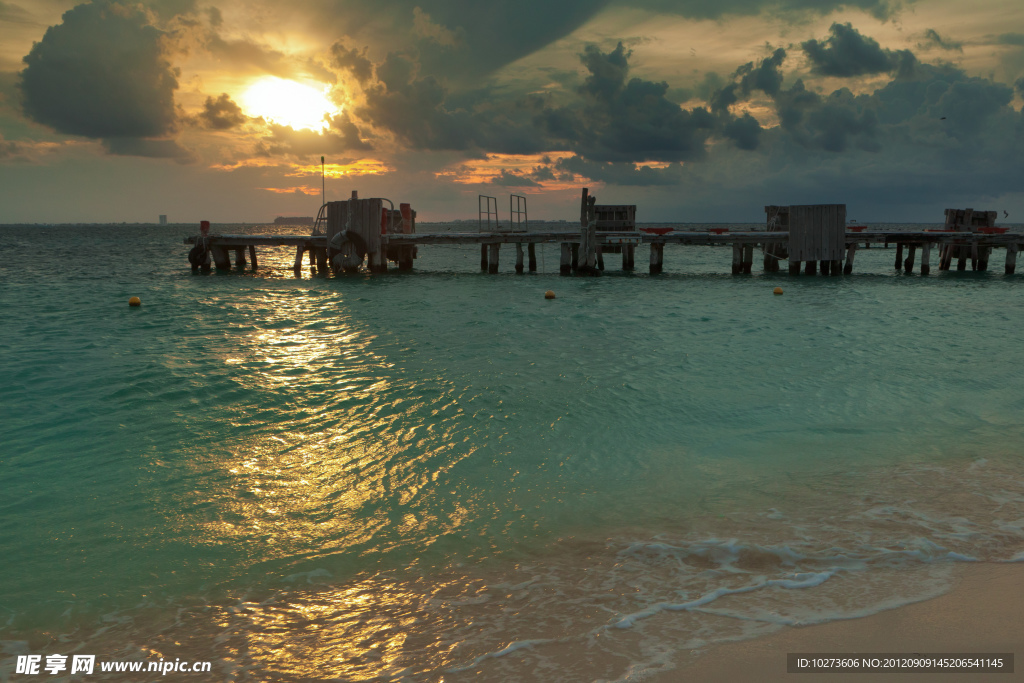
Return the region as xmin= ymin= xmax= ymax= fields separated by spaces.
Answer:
xmin=773 ymin=287 xmax=783 ymax=295
xmin=544 ymin=290 xmax=556 ymax=299
xmin=129 ymin=296 xmax=141 ymax=306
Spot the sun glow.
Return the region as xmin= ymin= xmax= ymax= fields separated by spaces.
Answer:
xmin=241 ymin=77 xmax=337 ymax=131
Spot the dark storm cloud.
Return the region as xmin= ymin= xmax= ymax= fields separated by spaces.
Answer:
xmin=195 ymin=93 xmax=246 ymax=130
xmin=257 ymin=112 xmax=371 ymax=157
xmin=331 ymin=41 xmax=373 ymax=84
xmin=19 ymin=1 xmax=178 ymax=139
xmin=802 ymin=22 xmax=917 ymax=77
xmin=313 ymin=0 xmax=604 ymax=87
xmin=205 ymin=34 xmax=294 ymax=77
xmin=103 ymin=136 xmax=192 ymax=159
xmin=624 ymin=0 xmax=906 ymax=21
xmin=770 ymin=82 xmax=881 ymax=151
xmin=919 ymin=28 xmax=962 ymax=52
xmin=488 ymin=170 xmax=541 ymax=187
xmin=541 ymin=43 xmax=717 ymax=162
xmin=995 ymin=33 xmax=1024 ymax=47
xmin=315 ymin=0 xmax=912 ymax=91
xmin=355 ymin=41 xmax=731 ymax=161
xmin=555 ymin=155 xmax=685 ymax=186
xmin=358 ymin=52 xmax=476 ymax=150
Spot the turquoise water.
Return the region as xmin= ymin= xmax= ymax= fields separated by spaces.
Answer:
xmin=2 ymin=224 xmax=1024 ymax=681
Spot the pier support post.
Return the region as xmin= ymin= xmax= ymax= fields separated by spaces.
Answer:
xmin=368 ymin=251 xmax=387 ymax=273
xmin=804 ymin=260 xmax=817 ymax=275
xmin=398 ymin=247 xmax=414 ymax=271
xmin=978 ymin=247 xmax=990 ymax=271
xmin=571 ymin=243 xmax=579 ymax=271
xmin=315 ymin=248 xmax=327 ymax=273
xmin=829 ymin=259 xmax=842 ymax=275
xmin=293 ymin=245 xmax=304 ymax=271
xmin=789 ymin=260 xmax=801 ymax=275
xmin=480 ymin=244 xmax=487 ymax=271
xmin=515 ymin=242 xmax=525 ymax=273
xmin=212 ymin=246 xmax=231 ymax=271
xmin=957 ymin=245 xmax=967 ymax=271
xmin=904 ymin=245 xmax=916 ymax=274
xmin=971 ymin=243 xmax=979 ymax=270
xmin=732 ymin=244 xmax=742 ymax=275
xmin=743 ymin=244 xmax=754 ymax=274
xmin=488 ymin=243 xmax=500 ymax=274
xmin=560 ymin=243 xmax=571 ymax=275
xmin=895 ymin=243 xmax=904 ymax=271
xmin=596 ymin=246 xmax=605 ymax=271
xmin=844 ymin=244 xmax=857 ymax=274
xmin=1006 ymin=244 xmax=1018 ymax=275
xmin=528 ymin=243 xmax=537 ymax=272
xmin=649 ymin=243 xmax=664 ymax=275
xmin=248 ymin=245 xmax=258 ymax=271
xmin=622 ymin=244 xmax=635 ymax=271
xmin=234 ymin=247 xmax=246 ymax=269
xmin=920 ymin=243 xmax=931 ymax=275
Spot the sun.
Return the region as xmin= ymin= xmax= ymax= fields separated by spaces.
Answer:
xmin=240 ymin=77 xmax=337 ymax=131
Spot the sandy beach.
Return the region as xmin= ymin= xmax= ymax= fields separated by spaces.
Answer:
xmin=667 ymin=562 xmax=1024 ymax=682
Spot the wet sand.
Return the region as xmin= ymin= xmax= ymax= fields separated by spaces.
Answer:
xmin=666 ymin=562 xmax=1024 ymax=682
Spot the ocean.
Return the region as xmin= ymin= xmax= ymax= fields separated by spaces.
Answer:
xmin=2 ymin=223 xmax=1024 ymax=681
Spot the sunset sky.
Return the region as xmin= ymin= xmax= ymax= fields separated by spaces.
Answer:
xmin=1 ymin=0 xmax=1022 ymax=223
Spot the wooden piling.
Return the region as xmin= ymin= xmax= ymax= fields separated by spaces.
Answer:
xmin=515 ymin=242 xmax=525 ymax=273
xmin=528 ymin=243 xmax=537 ymax=272
xmin=1006 ymin=244 xmax=1018 ymax=275
xmin=789 ymin=260 xmax=801 ymax=275
xmin=895 ymin=243 xmax=903 ymax=271
xmin=234 ymin=247 xmax=246 ymax=268
xmin=904 ymin=245 xmax=916 ymax=274
xmin=971 ymin=242 xmax=979 ymax=270
xmin=560 ymin=243 xmax=571 ymax=275
xmin=571 ymin=243 xmax=579 ymax=271
xmin=293 ymin=245 xmax=304 ymax=271
xmin=315 ymin=248 xmax=328 ymax=273
xmin=480 ymin=244 xmax=487 ymax=271
xmin=597 ymin=246 xmax=605 ymax=271
xmin=920 ymin=242 xmax=931 ymax=275
xmin=650 ymin=243 xmax=664 ymax=274
xmin=957 ymin=245 xmax=967 ymax=271
xmin=248 ymin=245 xmax=258 ymax=271
xmin=732 ymin=244 xmax=742 ymax=275
xmin=743 ymin=244 xmax=754 ymax=274
xmin=978 ymin=246 xmax=990 ymax=271
xmin=804 ymin=260 xmax=817 ymax=275
xmin=844 ymin=244 xmax=857 ymax=275
xmin=626 ymin=244 xmax=635 ymax=270
xmin=212 ymin=246 xmax=231 ymax=271
xmin=488 ymin=243 xmax=500 ymax=274
xmin=308 ymin=247 xmax=316 ymax=270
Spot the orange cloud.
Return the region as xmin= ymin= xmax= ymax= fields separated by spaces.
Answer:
xmin=435 ymin=152 xmax=579 ymax=189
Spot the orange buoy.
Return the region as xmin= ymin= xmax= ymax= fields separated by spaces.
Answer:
xmin=129 ymin=296 xmax=141 ymax=306
xmin=544 ymin=290 xmax=556 ymax=299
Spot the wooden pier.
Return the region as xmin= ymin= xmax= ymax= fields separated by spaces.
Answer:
xmin=185 ymin=193 xmax=1024 ymax=277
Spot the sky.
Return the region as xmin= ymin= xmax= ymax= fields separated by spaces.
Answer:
xmin=1 ymin=0 xmax=1022 ymax=223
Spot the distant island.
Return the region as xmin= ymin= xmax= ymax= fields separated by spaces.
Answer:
xmin=274 ymin=216 xmax=315 ymax=225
